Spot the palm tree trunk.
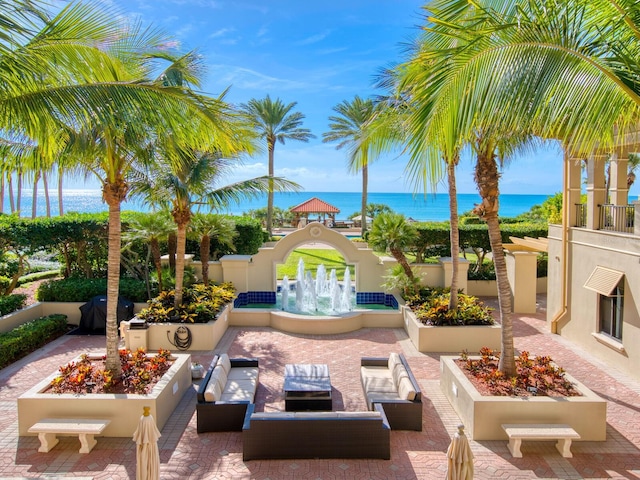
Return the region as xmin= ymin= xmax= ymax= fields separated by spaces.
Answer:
xmin=31 ymin=170 xmax=41 ymax=219
xmin=168 ymin=232 xmax=177 ymax=273
xmin=17 ymin=170 xmax=23 ymax=216
xmin=58 ymin=168 xmax=64 ymax=216
xmin=103 ymin=181 xmax=126 ymax=376
xmin=361 ymin=163 xmax=368 ymax=237
xmin=447 ymin=156 xmax=460 ymax=311
xmin=0 ymin=173 xmax=4 ymax=214
xmin=8 ymin=175 xmax=15 ymax=212
xmin=473 ymin=145 xmax=515 ymax=376
xmin=43 ymin=170 xmax=51 ymax=217
xmin=391 ymin=247 xmax=413 ymax=278
xmin=172 ymin=207 xmax=191 ymax=307
xmin=266 ymin=139 xmax=275 ymax=237
xmin=200 ymin=234 xmax=210 ymax=286
xmin=150 ymin=238 xmax=163 ymax=292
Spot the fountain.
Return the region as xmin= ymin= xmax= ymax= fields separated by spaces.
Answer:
xmin=280 ymin=259 xmax=353 ymax=314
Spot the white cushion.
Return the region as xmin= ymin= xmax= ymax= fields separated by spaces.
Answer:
xmin=220 ymin=379 xmax=257 ymax=402
xmin=204 ymin=371 xmax=223 ymax=402
xmin=227 ymin=367 xmax=259 ymax=381
xmin=392 ymin=363 xmax=409 ymax=389
xmin=397 ymin=376 xmax=417 ymax=401
xmin=218 ymin=354 xmax=232 ymax=375
xmin=388 ymin=352 xmax=401 ymax=371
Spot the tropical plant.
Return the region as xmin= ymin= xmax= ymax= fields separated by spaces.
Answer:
xmin=190 ymin=213 xmax=237 ymax=286
xmin=323 ymin=96 xmax=380 ymax=237
xmin=240 ymin=95 xmax=315 ymax=236
xmin=123 ymin=211 xmax=175 ymax=293
xmin=130 ymin=146 xmax=299 ymax=307
xmin=368 ymin=212 xmax=417 ymax=280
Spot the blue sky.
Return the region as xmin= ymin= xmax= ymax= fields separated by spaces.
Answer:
xmin=82 ymin=1 xmax=571 ymax=195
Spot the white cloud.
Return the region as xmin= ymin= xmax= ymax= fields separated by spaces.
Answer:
xmin=209 ymin=27 xmax=235 ymax=39
xmin=210 ymin=65 xmax=311 ymax=91
xmin=294 ymin=30 xmax=331 ymax=46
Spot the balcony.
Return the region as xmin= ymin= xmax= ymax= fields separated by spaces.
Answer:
xmin=575 ymin=203 xmax=636 ymax=234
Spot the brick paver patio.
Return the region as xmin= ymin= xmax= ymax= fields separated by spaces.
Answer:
xmin=1 ymin=294 xmax=639 ymax=479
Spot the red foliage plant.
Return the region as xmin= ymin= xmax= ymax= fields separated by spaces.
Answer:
xmin=49 ymin=348 xmax=173 ymax=395
xmin=456 ymin=347 xmax=581 ymax=397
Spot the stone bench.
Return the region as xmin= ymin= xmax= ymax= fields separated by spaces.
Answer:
xmin=28 ymin=418 xmax=111 ymax=453
xmin=501 ymin=423 xmax=581 ymax=458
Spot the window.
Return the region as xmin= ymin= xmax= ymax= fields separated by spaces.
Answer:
xmin=599 ymin=282 xmax=624 ymax=341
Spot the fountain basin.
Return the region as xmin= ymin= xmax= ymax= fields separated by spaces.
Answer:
xmin=228 ymin=307 xmax=403 ymax=335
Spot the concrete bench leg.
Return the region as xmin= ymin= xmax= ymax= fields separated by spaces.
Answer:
xmin=78 ymin=433 xmax=97 ymax=454
xmin=37 ymin=432 xmax=59 ymax=453
xmin=507 ymin=438 xmax=523 ymax=458
xmin=555 ymin=438 xmax=573 ymax=458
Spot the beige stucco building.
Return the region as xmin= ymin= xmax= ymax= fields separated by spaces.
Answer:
xmin=547 ymin=129 xmax=640 ymax=381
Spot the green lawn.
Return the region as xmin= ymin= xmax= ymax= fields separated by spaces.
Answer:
xmin=277 ymin=249 xmax=348 ymax=280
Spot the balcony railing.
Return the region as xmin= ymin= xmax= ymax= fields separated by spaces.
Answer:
xmin=599 ymin=204 xmax=635 ymax=233
xmin=574 ymin=203 xmax=636 ymax=233
xmin=575 ymin=204 xmax=587 ymax=228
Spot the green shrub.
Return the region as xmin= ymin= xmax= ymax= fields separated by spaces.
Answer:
xmin=138 ymin=283 xmax=236 ymax=324
xmin=17 ymin=270 xmax=60 ymax=285
xmin=0 ymin=314 xmax=68 ymax=368
xmin=36 ymin=277 xmax=149 ymax=302
xmin=0 ymin=294 xmax=27 ymax=316
xmin=406 ymin=287 xmax=494 ymax=326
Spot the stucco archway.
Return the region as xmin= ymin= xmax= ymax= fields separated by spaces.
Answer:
xmin=246 ymin=223 xmax=391 ymax=293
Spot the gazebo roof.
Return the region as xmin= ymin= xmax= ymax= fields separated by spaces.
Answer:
xmin=290 ymin=197 xmax=340 ymax=214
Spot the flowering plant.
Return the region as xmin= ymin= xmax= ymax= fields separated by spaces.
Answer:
xmin=458 ymin=347 xmax=580 ymax=397
xmin=49 ymin=348 xmax=173 ymax=395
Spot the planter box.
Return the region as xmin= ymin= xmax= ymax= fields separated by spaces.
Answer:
xmin=403 ymin=307 xmax=501 ymax=353
xmin=18 ymin=353 xmax=192 ymax=437
xmin=121 ymin=304 xmax=230 ymax=351
xmin=440 ymin=356 xmax=607 ymax=441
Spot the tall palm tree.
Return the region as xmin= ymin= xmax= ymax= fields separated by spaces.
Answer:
xmin=190 ymin=213 xmax=237 ymax=286
xmin=130 ymin=146 xmax=300 ymax=307
xmin=323 ymin=96 xmax=380 ymax=237
xmin=240 ymin=95 xmax=314 ymax=236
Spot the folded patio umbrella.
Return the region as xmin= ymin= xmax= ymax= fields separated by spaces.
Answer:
xmin=133 ymin=406 xmax=161 ymax=480
xmin=446 ymin=424 xmax=474 ymax=480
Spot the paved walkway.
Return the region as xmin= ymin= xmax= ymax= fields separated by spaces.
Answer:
xmin=1 ymin=295 xmax=639 ymax=479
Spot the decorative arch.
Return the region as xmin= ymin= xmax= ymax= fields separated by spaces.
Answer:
xmin=249 ymin=223 xmax=389 ymax=293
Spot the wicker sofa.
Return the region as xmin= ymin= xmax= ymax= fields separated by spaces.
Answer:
xmin=196 ymin=354 xmax=259 ymax=432
xmin=242 ymin=403 xmax=391 ymax=460
xmin=360 ymin=353 xmax=422 ymax=431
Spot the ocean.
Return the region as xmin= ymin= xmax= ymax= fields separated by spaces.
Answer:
xmin=2 ymin=190 xmax=550 ymax=222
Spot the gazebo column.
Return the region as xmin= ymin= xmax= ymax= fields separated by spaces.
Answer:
xmin=586 ymin=154 xmax=607 ymax=230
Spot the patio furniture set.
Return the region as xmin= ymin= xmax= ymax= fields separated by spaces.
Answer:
xmin=196 ymin=352 xmax=423 ymax=459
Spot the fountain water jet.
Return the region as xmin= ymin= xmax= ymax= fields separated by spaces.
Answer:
xmin=280 ymin=259 xmax=353 ymax=314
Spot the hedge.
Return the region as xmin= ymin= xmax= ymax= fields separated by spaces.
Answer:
xmin=36 ymin=277 xmax=148 ymax=303
xmin=0 ymin=294 xmax=27 ymax=316
xmin=0 ymin=314 xmax=68 ymax=369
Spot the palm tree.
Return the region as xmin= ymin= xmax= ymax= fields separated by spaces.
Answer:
xmin=130 ymin=146 xmax=300 ymax=307
xmin=240 ymin=95 xmax=315 ymax=236
xmin=323 ymin=96 xmax=380 ymax=237
xmin=368 ymin=212 xmax=417 ymax=280
xmin=124 ymin=211 xmax=175 ymax=293
xmin=190 ymin=213 xmax=237 ymax=286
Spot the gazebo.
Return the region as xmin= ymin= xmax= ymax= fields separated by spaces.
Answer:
xmin=290 ymin=197 xmax=340 ymax=228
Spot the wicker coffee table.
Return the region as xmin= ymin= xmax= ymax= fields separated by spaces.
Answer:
xmin=283 ymin=364 xmax=332 ymax=411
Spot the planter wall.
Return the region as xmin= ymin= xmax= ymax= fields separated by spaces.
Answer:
xmin=121 ymin=304 xmax=230 ymax=352
xmin=0 ymin=301 xmax=147 ymax=333
xmin=403 ymin=307 xmax=501 ymax=353
xmin=18 ymin=353 xmax=192 ymax=437
xmin=440 ymin=356 xmax=607 ymax=441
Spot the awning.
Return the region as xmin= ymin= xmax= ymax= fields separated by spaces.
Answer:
xmin=583 ymin=266 xmax=624 ymax=296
